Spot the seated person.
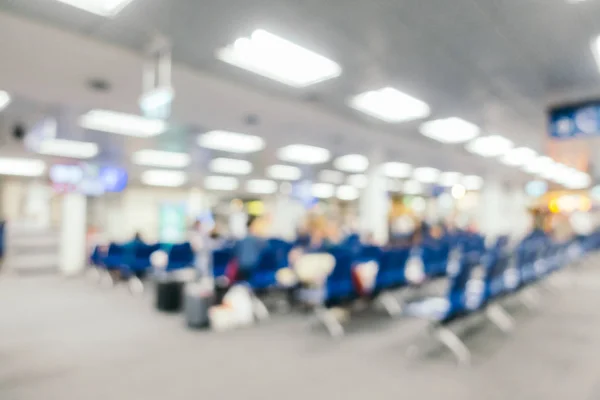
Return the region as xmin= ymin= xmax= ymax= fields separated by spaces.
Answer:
xmin=234 ymin=215 xmax=267 ymax=281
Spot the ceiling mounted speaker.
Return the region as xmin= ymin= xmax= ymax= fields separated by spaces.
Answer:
xmin=13 ymin=124 xmax=25 ymax=140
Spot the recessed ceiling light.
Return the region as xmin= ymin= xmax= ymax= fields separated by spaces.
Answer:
xmin=413 ymin=167 xmax=440 ymax=183
xmin=246 ymin=179 xmax=278 ymax=194
xmin=79 ymin=109 xmax=166 ymax=137
xmin=387 ymin=179 xmax=403 ymax=192
xmin=420 ymin=118 xmax=480 ymax=144
xmin=522 ymin=156 xmax=554 ymax=174
xmin=318 ymin=169 xmax=345 ymax=184
xmin=451 ymin=184 xmax=466 ymax=199
xmin=591 ymin=35 xmax=600 ymax=74
xmin=336 ymin=185 xmax=359 ymax=201
xmin=403 ymin=180 xmax=423 ymax=195
xmin=209 ymin=158 xmax=253 ymax=175
xmin=141 ymin=170 xmax=187 ymax=187
xmin=52 ymin=0 xmax=135 ymax=17
xmin=197 ymin=130 xmax=265 ymax=154
xmin=347 ymin=174 xmax=368 ymax=189
xmin=37 ymin=139 xmax=99 ymax=159
xmin=333 ymin=154 xmax=369 ymax=173
xmin=204 ymin=176 xmax=239 ymax=191
xmin=132 ymin=149 xmax=190 ymax=168
xmin=216 ymin=29 xmax=341 ymax=87
xmin=0 ymin=90 xmax=11 ymax=111
xmin=266 ymin=164 xmax=302 ymax=181
xmin=311 ymin=183 xmax=335 ymax=199
xmin=349 ymin=87 xmax=430 ymax=123
xmin=466 ymin=135 xmax=513 ymax=157
xmin=382 ymin=162 xmax=412 ymax=178
xmin=0 ymin=158 xmax=46 ymax=177
xmin=462 ymin=175 xmax=484 ymax=191
xmin=277 ymin=144 xmax=331 ymax=165
xmin=439 ymin=171 xmax=463 ymax=187
xmin=500 ymin=147 xmax=537 ymax=166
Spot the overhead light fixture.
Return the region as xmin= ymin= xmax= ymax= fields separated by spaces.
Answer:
xmin=37 ymin=139 xmax=99 ymax=159
xmin=592 ymin=35 xmax=600 ymax=74
xmin=349 ymin=87 xmax=430 ymax=123
xmin=403 ymin=180 xmax=423 ymax=195
xmin=387 ymin=179 xmax=403 ymax=192
xmin=209 ymin=158 xmax=253 ymax=175
xmin=336 ymin=185 xmax=359 ymax=201
xmin=141 ymin=170 xmax=187 ymax=187
xmin=311 ymin=183 xmax=335 ymax=199
xmin=0 ymin=158 xmax=46 ymax=177
xmin=79 ymin=109 xmax=166 ymax=137
xmin=277 ymin=144 xmax=331 ymax=165
xmin=439 ymin=171 xmax=463 ymax=187
xmin=347 ymin=174 xmax=368 ymax=189
xmin=382 ymin=162 xmax=412 ymax=178
xmin=462 ymin=175 xmax=484 ymax=191
xmin=466 ymin=135 xmax=513 ymax=157
xmin=246 ymin=179 xmax=278 ymax=194
xmin=333 ymin=154 xmax=369 ymax=173
xmin=204 ymin=176 xmax=239 ymax=191
xmin=523 ymin=156 xmax=554 ymax=174
xmin=216 ymin=29 xmax=341 ymax=87
xmin=197 ymin=130 xmax=265 ymax=154
xmin=540 ymin=162 xmax=562 ymax=180
xmin=52 ymin=0 xmax=135 ymax=17
xmin=500 ymin=147 xmax=537 ymax=166
xmin=413 ymin=167 xmax=440 ymax=183
xmin=451 ymin=184 xmax=466 ymax=199
xmin=132 ymin=149 xmax=190 ymax=168
xmin=266 ymin=164 xmax=302 ymax=181
xmin=318 ymin=169 xmax=344 ymax=184
xmin=420 ymin=118 xmax=480 ymax=144
xmin=0 ymin=90 xmax=11 ymax=111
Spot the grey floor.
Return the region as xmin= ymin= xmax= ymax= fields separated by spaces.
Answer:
xmin=2 ymin=267 xmax=600 ymax=400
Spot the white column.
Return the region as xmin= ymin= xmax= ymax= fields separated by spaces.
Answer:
xmin=359 ymin=150 xmax=389 ymax=245
xmin=24 ymin=181 xmax=52 ymax=228
xmin=270 ymin=194 xmax=306 ymax=241
xmin=59 ymin=193 xmax=87 ymax=276
xmin=507 ymin=188 xmax=531 ymax=240
xmin=476 ymin=181 xmax=506 ymax=240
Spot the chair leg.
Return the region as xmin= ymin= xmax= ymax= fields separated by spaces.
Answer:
xmin=100 ymin=270 xmax=115 ymax=288
xmin=128 ymin=276 xmax=144 ymax=295
xmin=378 ymin=292 xmax=403 ymax=316
xmin=252 ymin=295 xmax=270 ymax=321
xmin=519 ymin=289 xmax=540 ymax=309
xmin=485 ymin=303 xmax=515 ymax=333
xmin=434 ymin=327 xmax=471 ymax=366
xmin=87 ymin=268 xmax=101 ymax=282
xmin=315 ymin=307 xmax=344 ymax=338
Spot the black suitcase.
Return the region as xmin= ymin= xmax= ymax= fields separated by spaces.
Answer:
xmin=155 ymin=280 xmax=184 ymax=312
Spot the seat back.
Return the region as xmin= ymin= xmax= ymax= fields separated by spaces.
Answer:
xmin=327 ymin=247 xmax=355 ymax=283
xmin=167 ymin=242 xmax=195 ymax=269
xmin=483 ymin=250 xmax=512 ymax=298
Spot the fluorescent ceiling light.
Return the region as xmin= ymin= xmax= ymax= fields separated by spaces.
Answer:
xmin=564 ymin=171 xmax=591 ymax=190
xmin=209 ymin=158 xmax=252 ymax=175
xmin=197 ymin=130 xmax=265 ymax=154
xmin=387 ymin=179 xmax=403 ymax=192
xmin=462 ymin=175 xmax=484 ymax=191
xmin=141 ymin=170 xmax=187 ymax=187
xmin=205 ymin=176 xmax=239 ymax=191
xmin=311 ymin=183 xmax=335 ymax=199
xmin=439 ymin=171 xmax=462 ymax=187
xmin=501 ymin=147 xmax=537 ymax=166
xmin=349 ymin=87 xmax=430 ymax=123
xmin=266 ymin=164 xmax=302 ymax=181
xmin=413 ymin=167 xmax=440 ymax=183
xmin=132 ymin=149 xmax=190 ymax=168
xmin=318 ymin=169 xmax=344 ymax=184
xmin=336 ymin=185 xmax=359 ymax=201
xmin=52 ymin=0 xmax=135 ymax=17
xmin=79 ymin=109 xmax=165 ymax=137
xmin=540 ymin=162 xmax=562 ymax=180
xmin=451 ymin=184 xmax=466 ymax=199
xmin=37 ymin=139 xmax=98 ymax=159
xmin=523 ymin=156 xmax=554 ymax=174
xmin=246 ymin=179 xmax=278 ymax=194
xmin=333 ymin=154 xmax=369 ymax=173
xmin=466 ymin=135 xmax=513 ymax=157
xmin=592 ymin=35 xmax=600 ymax=74
xmin=347 ymin=174 xmax=368 ymax=189
xmin=420 ymin=118 xmax=480 ymax=144
xmin=0 ymin=90 xmax=11 ymax=111
xmin=403 ymin=180 xmax=423 ymax=195
xmin=0 ymin=158 xmax=46 ymax=177
xmin=383 ymin=162 xmax=412 ymax=178
xmin=216 ymin=29 xmax=341 ymax=87
xmin=277 ymin=144 xmax=331 ymax=165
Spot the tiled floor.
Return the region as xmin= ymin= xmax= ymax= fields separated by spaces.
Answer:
xmin=1 ymin=266 xmax=600 ymax=400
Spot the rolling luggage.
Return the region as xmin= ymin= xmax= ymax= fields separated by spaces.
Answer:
xmin=155 ymin=279 xmax=184 ymax=312
xmin=184 ymin=282 xmax=213 ymax=329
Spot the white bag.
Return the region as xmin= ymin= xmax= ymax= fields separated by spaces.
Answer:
xmin=223 ymin=285 xmax=254 ymax=326
xmin=294 ymin=253 xmax=336 ymax=286
xmin=405 ymin=256 xmax=425 ymax=284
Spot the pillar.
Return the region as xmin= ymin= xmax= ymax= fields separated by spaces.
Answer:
xmin=359 ymin=150 xmax=389 ymax=245
xmin=59 ymin=192 xmax=87 ymax=276
xmin=269 ymin=194 xmax=306 ymax=241
xmin=476 ymin=181 xmax=507 ymax=240
xmin=507 ymin=188 xmax=531 ymax=240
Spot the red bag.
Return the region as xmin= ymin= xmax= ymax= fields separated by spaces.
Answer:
xmin=351 ymin=264 xmax=366 ymax=297
xmin=225 ymin=258 xmax=239 ymax=283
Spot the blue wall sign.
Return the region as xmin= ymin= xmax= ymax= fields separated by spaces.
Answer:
xmin=549 ymin=101 xmax=600 ymax=139
xmin=50 ymin=163 xmax=128 ymax=196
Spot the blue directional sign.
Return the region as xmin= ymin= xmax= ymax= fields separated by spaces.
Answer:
xmin=549 ymin=101 xmax=600 ymax=139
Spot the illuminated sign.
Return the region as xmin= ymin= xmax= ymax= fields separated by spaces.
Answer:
xmin=50 ymin=163 xmax=128 ymax=196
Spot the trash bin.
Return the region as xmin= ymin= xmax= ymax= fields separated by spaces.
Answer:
xmin=155 ymin=278 xmax=184 ymax=313
xmin=184 ymin=281 xmax=214 ymax=329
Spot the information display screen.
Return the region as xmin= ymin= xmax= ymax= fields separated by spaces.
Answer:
xmin=50 ymin=163 xmax=128 ymax=196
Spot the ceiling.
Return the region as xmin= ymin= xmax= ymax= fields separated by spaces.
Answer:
xmin=1 ymin=0 xmax=600 ymax=188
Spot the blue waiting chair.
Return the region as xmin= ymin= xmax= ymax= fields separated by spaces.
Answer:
xmin=166 ymin=242 xmax=195 ymax=271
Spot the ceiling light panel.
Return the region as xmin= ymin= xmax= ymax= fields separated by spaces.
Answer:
xmin=420 ymin=118 xmax=480 ymax=144
xmin=522 ymin=156 xmax=554 ymax=174
xmin=266 ymin=164 xmax=302 ymax=181
xmin=205 ymin=176 xmax=239 ymax=191
xmin=209 ymin=158 xmax=253 ymax=175
xmin=277 ymin=144 xmax=331 ymax=165
xmin=79 ymin=110 xmax=166 ymax=137
xmin=501 ymin=147 xmax=537 ymax=166
xmin=0 ymin=90 xmax=11 ymax=111
xmin=318 ymin=169 xmax=345 ymax=184
xmin=37 ymin=139 xmax=98 ymax=159
xmin=349 ymin=87 xmax=430 ymax=123
xmin=439 ymin=171 xmax=462 ymax=187
xmin=347 ymin=174 xmax=368 ymax=189
xmin=336 ymin=185 xmax=359 ymax=201
xmin=403 ymin=180 xmax=423 ymax=195
xmin=0 ymin=158 xmax=46 ymax=177
xmin=462 ymin=175 xmax=484 ymax=191
xmin=52 ymin=0 xmax=135 ymax=17
xmin=216 ymin=29 xmax=341 ymax=87
xmin=593 ymin=35 xmax=600 ymax=72
xmin=382 ymin=162 xmax=412 ymax=178
xmin=132 ymin=150 xmax=190 ymax=168
xmin=311 ymin=183 xmax=335 ymax=199
xmin=413 ymin=167 xmax=440 ymax=183
xmin=197 ymin=130 xmax=265 ymax=154
xmin=141 ymin=170 xmax=187 ymax=187
xmin=246 ymin=179 xmax=278 ymax=194
xmin=333 ymin=154 xmax=369 ymax=173
xmin=466 ymin=135 xmax=513 ymax=157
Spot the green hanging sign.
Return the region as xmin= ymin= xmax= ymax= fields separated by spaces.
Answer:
xmin=159 ymin=203 xmax=186 ymax=244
